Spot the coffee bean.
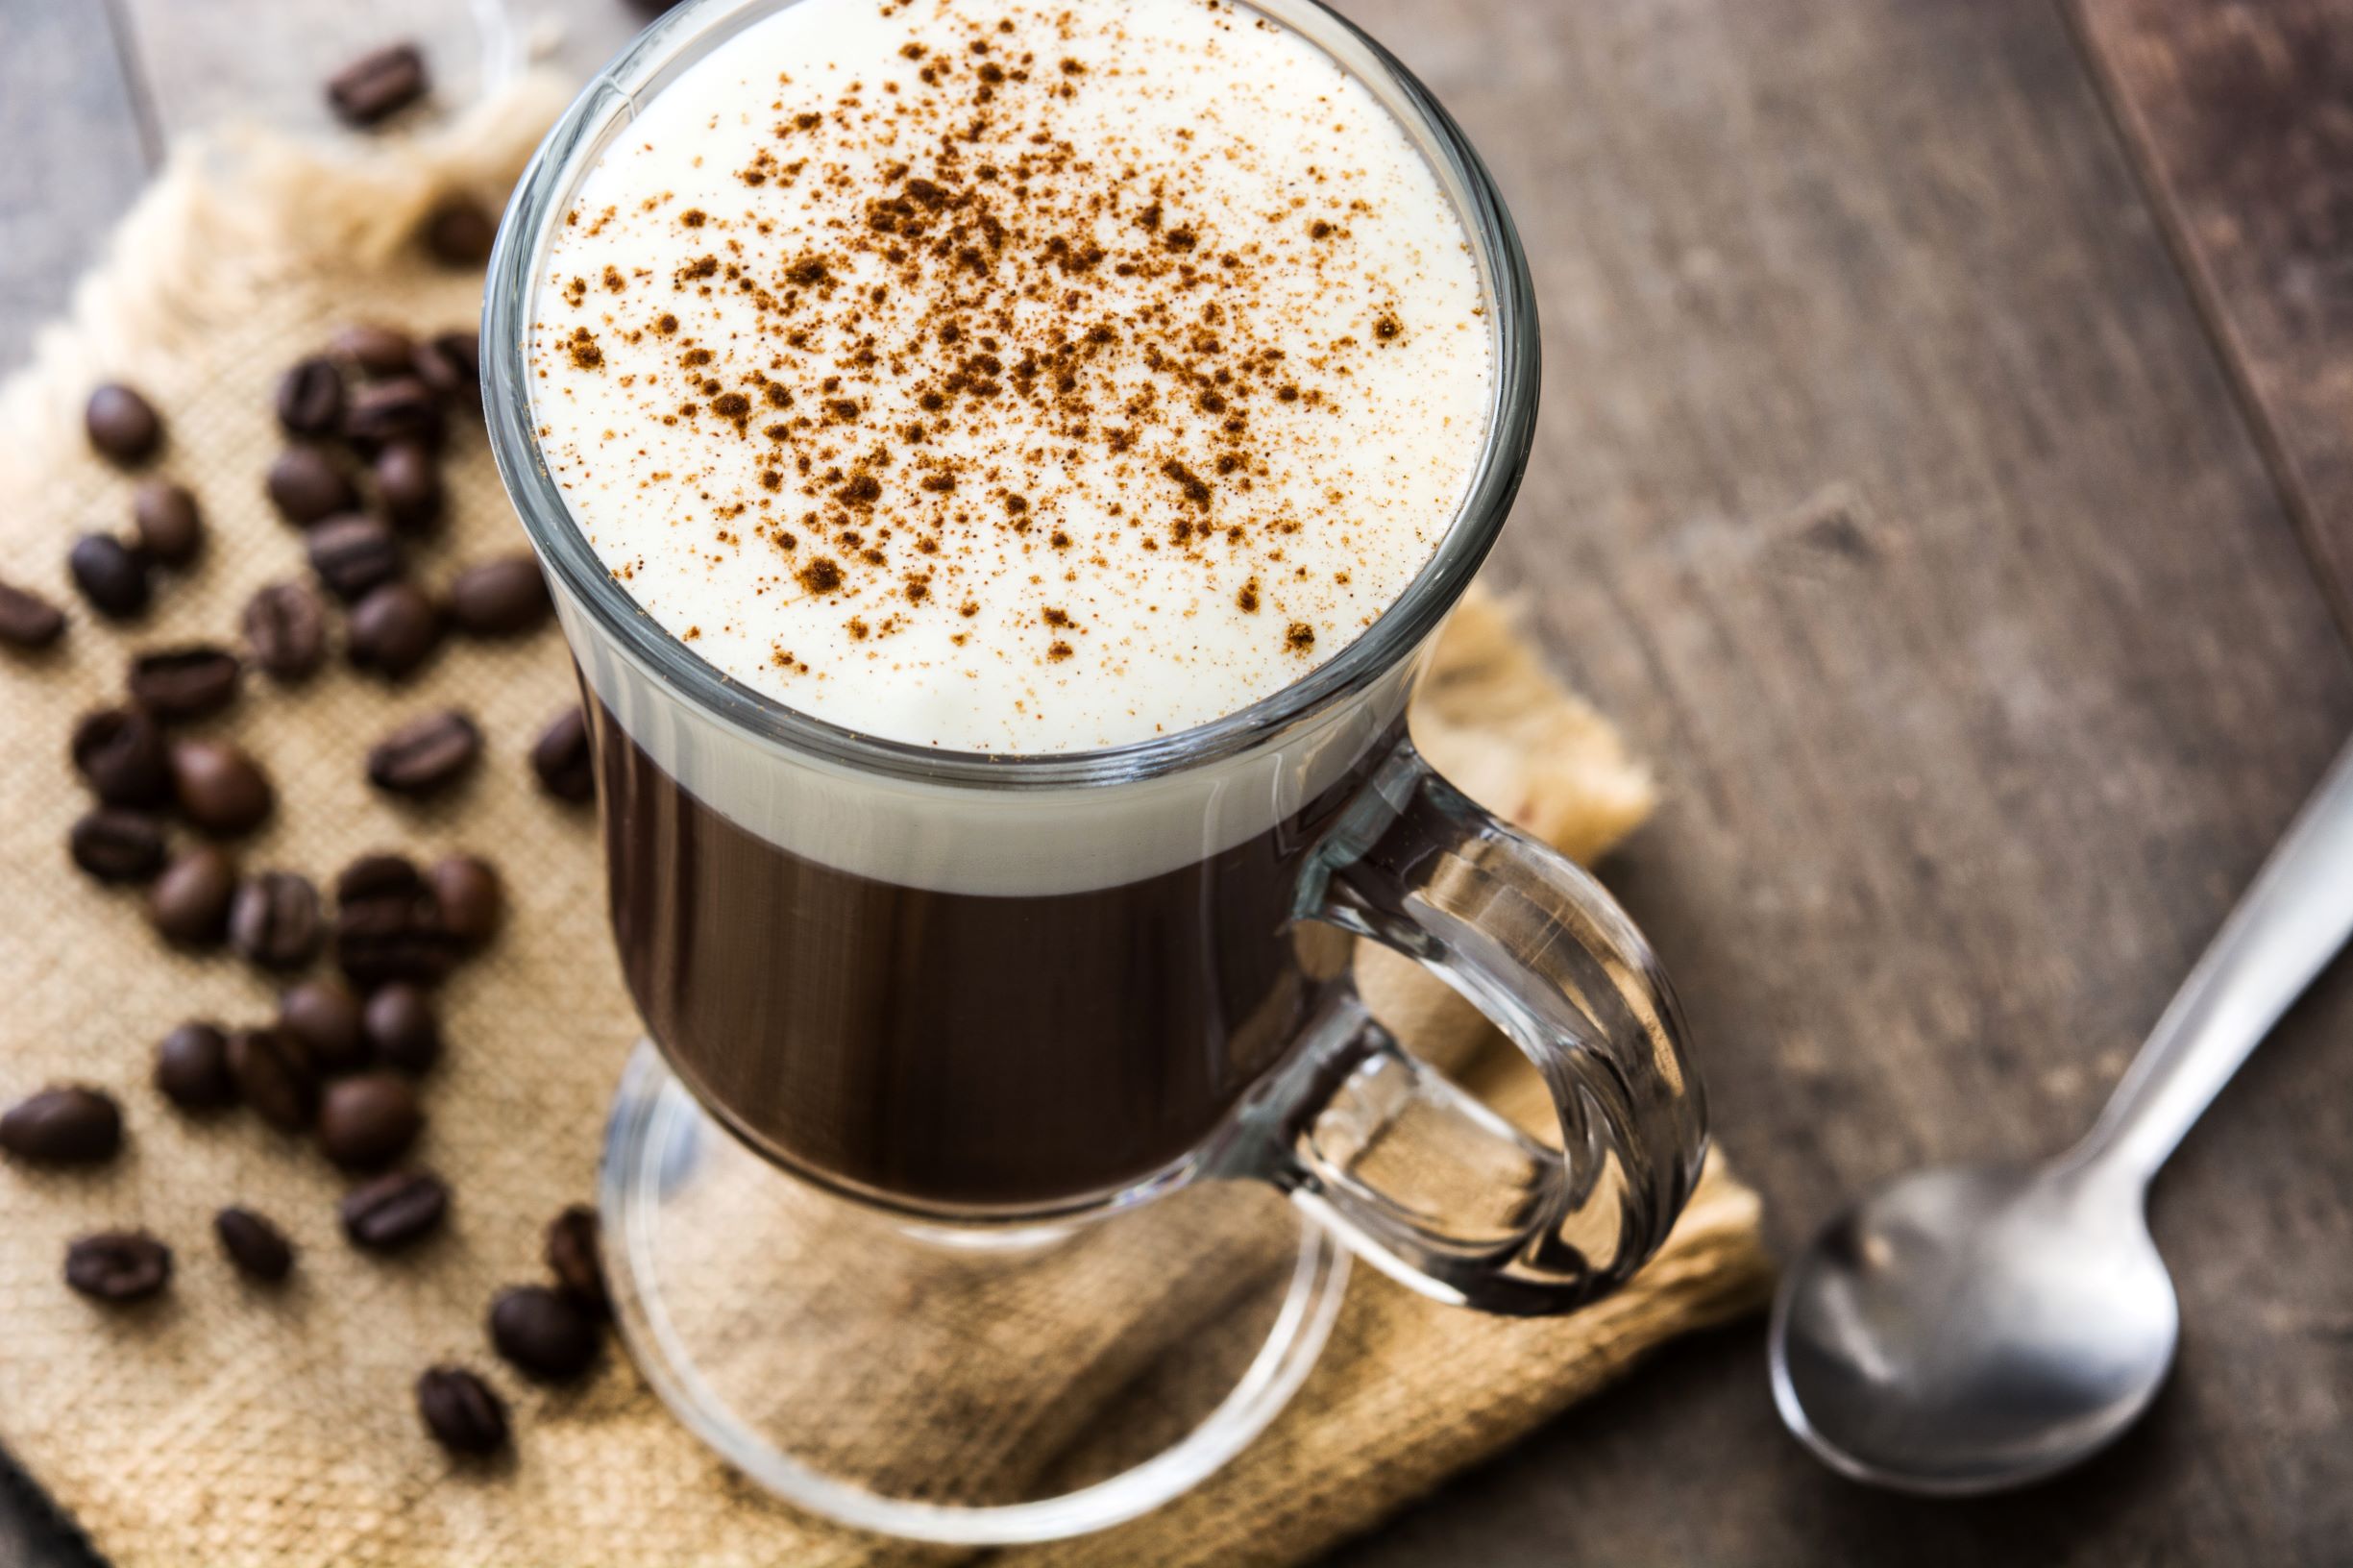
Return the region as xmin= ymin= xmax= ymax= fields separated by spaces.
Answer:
xmin=275 ymin=355 xmax=346 ymax=438
xmin=279 ymin=977 xmax=370 ymax=1075
xmin=339 ymin=1168 xmax=449 ymax=1251
xmin=0 ymin=577 xmax=65 ymax=650
xmin=429 ymin=853 xmax=502 ymax=947
xmin=367 ymin=709 xmax=480 ymax=797
xmin=155 ymin=1022 xmax=236 ymax=1111
xmin=307 ymin=515 xmax=404 ymax=601
xmin=127 ymin=644 xmax=242 ymax=722
xmin=67 ymin=533 xmax=150 ymax=620
xmin=71 ymin=707 xmax=172 ymax=807
xmin=326 ymin=42 xmax=428 ymax=127
xmin=214 ymin=1207 xmax=295 ymax=1282
xmin=0 ymin=1086 xmax=123 ymax=1164
xmin=412 ymin=330 xmax=480 ymax=407
xmin=86 ymin=383 xmax=162 ymax=464
xmin=331 ymin=323 xmax=417 ymax=378
xmin=334 ymin=853 xmax=458 ymax=988
xmin=489 ymin=1285 xmax=601 ymax=1381
xmin=630 ymin=0 xmax=688 ymax=13
xmin=417 ymin=1365 xmax=508 ymax=1456
xmin=170 ymin=737 xmax=273 ymax=836
xmin=344 ymin=377 xmax=445 ymax=454
xmin=530 ymin=707 xmax=595 ymax=803
xmin=267 ymin=446 xmax=358 ymax=527
xmin=70 ymin=808 xmax=166 ymax=883
xmin=363 ymin=983 xmax=442 ymax=1075
xmin=318 ymin=1073 xmax=423 ymax=1168
xmin=421 ymin=194 xmax=497 ymax=267
xmin=231 ymin=871 xmax=323 ymax=971
xmin=545 ymin=1206 xmax=607 ymax=1315
xmin=374 ymin=442 xmax=444 ymax=532
xmin=227 ymin=1025 xmax=319 ymax=1132
xmin=447 ymin=555 xmax=551 ymax=637
xmin=131 ymin=480 xmax=204 ymax=568
xmin=241 ymin=581 xmax=329 ymax=682
xmin=336 ymin=851 xmax=426 ymax=906
xmin=149 ymin=845 xmax=237 ymax=946
xmin=348 ymin=581 xmax=441 ymax=677
xmin=65 ymin=1232 xmax=171 ymax=1303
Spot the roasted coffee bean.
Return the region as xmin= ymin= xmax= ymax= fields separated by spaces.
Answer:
xmin=155 ymin=1021 xmax=236 ymax=1111
xmin=347 ymin=581 xmax=441 ymax=677
xmin=318 ymin=1073 xmax=423 ymax=1169
xmin=530 ymin=707 xmax=594 ymax=803
xmin=276 ymin=355 xmax=346 ymax=438
xmin=326 ymin=42 xmax=428 ymax=127
xmin=71 ymin=707 xmax=172 ymax=807
xmin=214 ymin=1207 xmax=295 ymax=1282
xmin=127 ymin=644 xmax=242 ymax=722
xmin=86 ymin=383 xmax=162 ymax=464
xmin=67 ymin=533 xmax=150 ymax=620
xmin=429 ymin=853 xmax=502 ymax=947
xmin=65 ymin=1232 xmax=171 ymax=1302
xmin=331 ymin=322 xmax=417 ymax=377
xmin=344 ymin=377 xmax=445 ymax=454
xmin=170 ymin=736 xmax=273 ymax=836
xmin=374 ymin=442 xmax=444 ymax=532
xmin=339 ymin=1168 xmax=449 ymax=1251
xmin=363 ymin=983 xmax=442 ymax=1075
xmin=0 ymin=1087 xmax=123 ymax=1165
xmin=70 ymin=808 xmax=166 ymax=883
xmin=417 ymin=1365 xmax=508 ymax=1455
xmin=231 ymin=871 xmax=323 ymax=971
xmin=447 ymin=555 xmax=550 ymax=638
xmin=227 ymin=1025 xmax=319 ymax=1132
xmin=420 ymin=194 xmax=497 ymax=267
xmin=266 ymin=446 xmax=358 ymax=527
xmin=412 ymin=330 xmax=479 ymax=407
xmin=367 ymin=709 xmax=480 ymax=797
xmin=335 ymin=854 xmax=458 ymax=988
xmin=279 ymin=977 xmax=371 ymax=1075
xmin=149 ymin=845 xmax=237 ymax=946
xmin=307 ymin=514 xmax=404 ymax=601
xmin=0 ymin=577 xmax=65 ymax=650
xmin=545 ymin=1206 xmax=607 ymax=1315
xmin=131 ymin=480 xmax=204 ymax=568
xmin=489 ymin=1285 xmax=601 ymax=1381
xmin=241 ymin=580 xmax=329 ymax=682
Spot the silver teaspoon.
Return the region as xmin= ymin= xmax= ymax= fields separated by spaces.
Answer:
xmin=1770 ymin=735 xmax=2353 ymax=1494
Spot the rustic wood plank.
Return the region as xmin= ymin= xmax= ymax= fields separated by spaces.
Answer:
xmin=2072 ymin=0 xmax=2353 ymax=632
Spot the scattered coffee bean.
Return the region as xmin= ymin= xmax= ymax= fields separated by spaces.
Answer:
xmin=489 ymin=1285 xmax=601 ymax=1381
xmin=344 ymin=377 xmax=445 ymax=454
xmin=65 ymin=1232 xmax=171 ymax=1303
xmin=149 ymin=845 xmax=237 ymax=946
xmin=326 ymin=42 xmax=428 ymax=127
xmin=530 ymin=707 xmax=594 ymax=803
xmin=86 ymin=383 xmax=162 ymax=464
xmin=307 ymin=514 xmax=404 ymax=601
xmin=0 ymin=1086 xmax=123 ymax=1164
xmin=266 ymin=446 xmax=358 ymax=527
xmin=155 ymin=1022 xmax=236 ymax=1111
xmin=131 ymin=480 xmax=204 ymax=568
xmin=363 ymin=983 xmax=442 ymax=1074
xmin=71 ymin=707 xmax=172 ymax=807
xmin=69 ymin=808 xmax=167 ymax=883
xmin=214 ymin=1207 xmax=295 ymax=1282
xmin=241 ymin=580 xmax=329 ymax=682
xmin=421 ymin=194 xmax=497 ymax=267
xmin=331 ymin=323 xmax=417 ymax=378
xmin=447 ymin=555 xmax=550 ymax=637
xmin=367 ymin=709 xmax=481 ymax=797
xmin=417 ymin=1364 xmax=508 ymax=1456
xmin=230 ymin=871 xmax=324 ymax=971
xmin=374 ymin=442 xmax=444 ymax=532
xmin=412 ymin=330 xmax=479 ymax=407
xmin=339 ymin=1168 xmax=449 ymax=1251
xmin=545 ymin=1206 xmax=607 ymax=1316
xmin=318 ymin=1073 xmax=423 ymax=1169
xmin=276 ymin=355 xmax=347 ymax=438
xmin=227 ymin=1025 xmax=319 ymax=1132
xmin=170 ymin=736 xmax=273 ymax=836
xmin=279 ymin=977 xmax=371 ymax=1075
xmin=0 ymin=577 xmax=65 ymax=650
xmin=429 ymin=853 xmax=502 ymax=948
xmin=127 ymin=644 xmax=242 ymax=722
xmin=348 ymin=581 xmax=441 ymax=677
xmin=67 ymin=533 xmax=150 ymax=620
xmin=335 ymin=854 xmax=458 ymax=988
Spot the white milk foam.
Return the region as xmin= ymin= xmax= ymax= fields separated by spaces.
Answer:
xmin=531 ymin=0 xmax=1491 ymax=756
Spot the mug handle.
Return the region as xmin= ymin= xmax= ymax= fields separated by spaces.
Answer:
xmin=1240 ymin=739 xmax=1708 ymax=1315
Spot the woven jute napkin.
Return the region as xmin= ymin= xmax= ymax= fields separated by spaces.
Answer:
xmin=0 ymin=82 xmax=1770 ymax=1568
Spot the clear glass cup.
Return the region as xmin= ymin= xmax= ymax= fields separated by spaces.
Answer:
xmin=484 ymin=0 xmax=1707 ymax=1540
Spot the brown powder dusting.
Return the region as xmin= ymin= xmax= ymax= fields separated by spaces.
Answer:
xmin=1286 ymin=621 xmax=1314 ymax=652
xmin=797 ymin=557 xmax=844 ymax=594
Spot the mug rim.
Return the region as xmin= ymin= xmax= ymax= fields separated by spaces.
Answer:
xmin=481 ymin=0 xmax=1540 ymax=792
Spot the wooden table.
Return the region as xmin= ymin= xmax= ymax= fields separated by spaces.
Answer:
xmin=5 ymin=0 xmax=2348 ymax=1561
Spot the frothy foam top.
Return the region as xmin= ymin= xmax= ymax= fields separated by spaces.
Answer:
xmin=530 ymin=0 xmax=1491 ymax=752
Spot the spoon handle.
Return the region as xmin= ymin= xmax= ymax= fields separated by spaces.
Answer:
xmin=2071 ymin=735 xmax=2353 ymax=1187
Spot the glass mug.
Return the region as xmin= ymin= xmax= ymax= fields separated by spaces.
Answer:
xmin=486 ymin=0 xmax=1705 ymax=1540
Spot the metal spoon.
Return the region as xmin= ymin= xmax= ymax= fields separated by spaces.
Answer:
xmin=1770 ymin=736 xmax=2353 ymax=1494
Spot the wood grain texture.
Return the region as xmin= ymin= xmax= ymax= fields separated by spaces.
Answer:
xmin=2073 ymin=0 xmax=2353 ymax=632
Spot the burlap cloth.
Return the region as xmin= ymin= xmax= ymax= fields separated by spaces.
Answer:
xmin=0 ymin=81 xmax=1770 ymax=1568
